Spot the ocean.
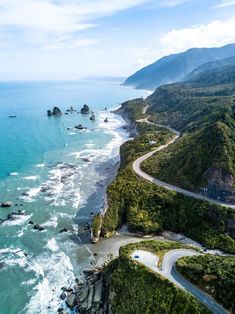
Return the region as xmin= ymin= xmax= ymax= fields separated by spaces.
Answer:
xmin=0 ymin=80 xmax=147 ymax=314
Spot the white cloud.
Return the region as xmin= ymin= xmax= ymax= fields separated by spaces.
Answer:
xmin=43 ymin=37 xmax=97 ymax=50
xmin=215 ymin=0 xmax=235 ymax=7
xmin=159 ymin=0 xmax=190 ymax=7
xmin=0 ymin=0 xmax=152 ymax=48
xmin=159 ymin=17 xmax=235 ymax=56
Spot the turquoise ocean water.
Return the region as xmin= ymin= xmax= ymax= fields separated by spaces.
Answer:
xmin=0 ymin=81 xmax=146 ymax=314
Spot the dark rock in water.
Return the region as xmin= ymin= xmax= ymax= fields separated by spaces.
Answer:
xmin=66 ymin=106 xmax=74 ymax=113
xmin=60 ymin=292 xmax=66 ymax=300
xmin=1 ymin=201 xmax=12 ymax=207
xmin=75 ymin=124 xmax=85 ymax=130
xmin=15 ymin=204 xmax=18 ymax=206
xmin=52 ymin=107 xmax=62 ymax=115
xmin=82 ymin=158 xmax=91 ymax=163
xmin=28 ymin=220 xmax=34 ymax=225
xmin=59 ymin=227 xmax=68 ymax=233
xmin=90 ymin=114 xmax=95 ymax=121
xmin=81 ymin=104 xmax=90 ymax=114
xmin=9 ymin=115 xmax=17 ymax=118
xmin=104 ymin=118 xmax=108 ymax=123
xmin=0 ymin=262 xmax=4 ymax=269
xmin=66 ymin=292 xmax=76 ymax=308
xmin=33 ymin=224 xmax=44 ymax=231
xmin=57 ymin=308 xmax=67 ymax=314
xmin=65 ymin=112 xmax=68 ymax=115
xmin=47 ymin=107 xmax=62 ymax=116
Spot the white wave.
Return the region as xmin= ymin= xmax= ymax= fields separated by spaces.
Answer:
xmin=10 ymin=172 xmax=18 ymax=176
xmin=41 ymin=163 xmax=82 ymax=208
xmin=45 ymin=238 xmax=59 ymax=252
xmin=0 ymin=247 xmax=23 ymax=254
xmin=72 ymin=190 xmax=81 ymax=209
xmin=23 ymin=175 xmax=40 ymax=181
xmin=41 ymin=216 xmax=58 ymax=228
xmin=20 ymin=187 xmax=41 ymax=202
xmin=25 ymin=250 xmax=75 ymax=314
xmin=21 ymin=278 xmax=37 ymax=286
xmin=0 ymin=248 xmax=28 ymax=268
xmin=1 ymin=214 xmax=32 ymax=226
xmin=35 ymin=164 xmax=45 ymax=168
xmin=84 ymin=143 xmax=95 ymax=148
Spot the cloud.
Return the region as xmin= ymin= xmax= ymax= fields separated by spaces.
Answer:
xmin=159 ymin=0 xmax=190 ymax=7
xmin=43 ymin=37 xmax=97 ymax=50
xmin=159 ymin=17 xmax=235 ymax=56
xmin=215 ymin=0 xmax=235 ymax=7
xmin=0 ymin=0 xmax=152 ymax=48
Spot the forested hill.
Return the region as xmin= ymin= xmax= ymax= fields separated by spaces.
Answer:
xmin=124 ymin=43 xmax=235 ymax=90
xmin=142 ymin=64 xmax=235 ymax=205
xmin=185 ymin=56 xmax=235 ymax=86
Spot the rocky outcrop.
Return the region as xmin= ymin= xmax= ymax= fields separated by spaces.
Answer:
xmin=59 ymin=267 xmax=112 ymax=314
xmin=201 ymin=167 xmax=234 ymax=202
xmin=47 ymin=107 xmax=62 ymax=116
xmin=53 ymin=107 xmax=62 ymax=115
xmin=81 ymin=104 xmax=90 ymax=114
xmin=1 ymin=201 xmax=12 ymax=207
xmin=75 ymin=124 xmax=85 ymax=130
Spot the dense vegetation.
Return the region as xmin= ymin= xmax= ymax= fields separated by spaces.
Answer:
xmin=115 ymin=98 xmax=146 ymax=122
xmin=186 ymin=55 xmax=235 ymax=86
xmin=141 ymin=66 xmax=235 ymax=205
xmin=107 ymin=240 xmax=210 ymax=314
xmin=100 ymin=101 xmax=235 ymax=253
xmin=96 ymin=64 xmax=235 ymax=254
xmin=176 ymin=254 xmax=235 ymax=312
xmin=142 ymin=114 xmax=235 ymax=192
xmin=124 ymin=43 xmax=235 ymax=90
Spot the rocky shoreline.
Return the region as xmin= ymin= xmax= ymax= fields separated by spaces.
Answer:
xmin=90 ymin=107 xmax=138 ymax=243
xmin=57 ymin=265 xmax=113 ymax=314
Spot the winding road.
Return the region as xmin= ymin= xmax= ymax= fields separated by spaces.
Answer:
xmin=133 ymin=116 xmax=235 ymax=209
xmin=131 ymin=249 xmax=227 ymax=314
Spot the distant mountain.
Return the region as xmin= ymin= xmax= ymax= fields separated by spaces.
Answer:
xmin=124 ymin=44 xmax=235 ymax=90
xmin=185 ymin=56 xmax=235 ymax=86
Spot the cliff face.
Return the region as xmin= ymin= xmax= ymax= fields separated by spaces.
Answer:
xmin=202 ymin=167 xmax=235 ymax=203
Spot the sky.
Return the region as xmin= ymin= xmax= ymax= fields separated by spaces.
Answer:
xmin=1 ymin=0 xmax=235 ymax=80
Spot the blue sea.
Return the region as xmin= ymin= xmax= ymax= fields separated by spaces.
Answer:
xmin=0 ymin=81 xmax=147 ymax=314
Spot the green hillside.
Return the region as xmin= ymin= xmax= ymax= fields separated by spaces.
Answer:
xmin=142 ymin=71 xmax=235 ymax=203
xmin=107 ymin=241 xmax=210 ymax=314
xmin=176 ymin=255 xmax=235 ymax=312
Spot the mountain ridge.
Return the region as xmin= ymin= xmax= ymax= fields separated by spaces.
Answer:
xmin=124 ymin=43 xmax=235 ymax=90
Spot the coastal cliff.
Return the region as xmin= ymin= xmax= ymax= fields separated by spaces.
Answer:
xmin=91 ymin=97 xmax=235 ymax=254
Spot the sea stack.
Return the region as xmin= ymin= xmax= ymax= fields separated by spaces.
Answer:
xmin=52 ymin=107 xmax=62 ymax=115
xmin=47 ymin=107 xmax=62 ymax=116
xmin=81 ymin=104 xmax=90 ymax=114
